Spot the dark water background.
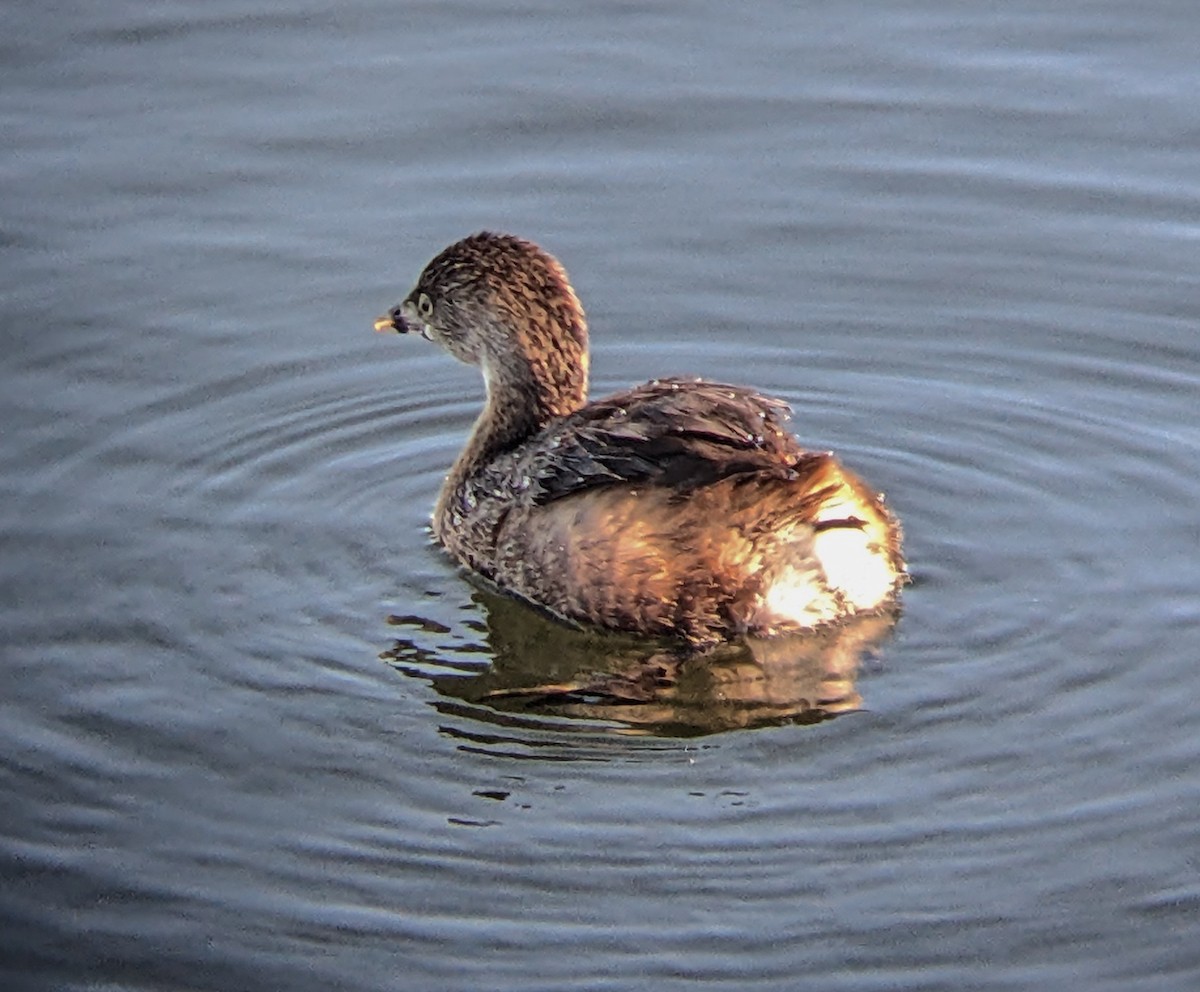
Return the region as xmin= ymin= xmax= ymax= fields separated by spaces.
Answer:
xmin=3 ymin=1 xmax=1199 ymax=989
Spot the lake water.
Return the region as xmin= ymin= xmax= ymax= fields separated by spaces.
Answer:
xmin=3 ymin=1 xmax=1199 ymax=989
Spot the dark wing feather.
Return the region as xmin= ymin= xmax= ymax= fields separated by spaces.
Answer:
xmin=529 ymin=378 xmax=809 ymax=504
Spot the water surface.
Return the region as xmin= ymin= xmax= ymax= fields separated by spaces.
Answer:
xmin=3 ymin=1 xmax=1199 ymax=989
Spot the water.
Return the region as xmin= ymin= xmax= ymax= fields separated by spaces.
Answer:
xmin=3 ymin=1 xmax=1199 ymax=988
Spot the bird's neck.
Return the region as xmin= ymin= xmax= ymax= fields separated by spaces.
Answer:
xmin=434 ymin=349 xmax=588 ymax=528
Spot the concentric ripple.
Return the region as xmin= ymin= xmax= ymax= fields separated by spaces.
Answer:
xmin=368 ymin=318 xmax=1199 ymax=745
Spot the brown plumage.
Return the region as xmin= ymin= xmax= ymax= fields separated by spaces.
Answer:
xmin=375 ymin=232 xmax=905 ymax=647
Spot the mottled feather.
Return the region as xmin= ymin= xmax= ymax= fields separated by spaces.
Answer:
xmin=529 ymin=378 xmax=804 ymax=503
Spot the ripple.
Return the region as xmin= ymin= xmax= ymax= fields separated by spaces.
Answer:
xmin=337 ymin=314 xmax=1200 ymax=745
xmin=7 ymin=3 xmax=1200 ymax=989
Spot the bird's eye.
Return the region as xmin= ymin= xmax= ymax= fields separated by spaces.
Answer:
xmin=417 ymin=293 xmax=434 ymax=318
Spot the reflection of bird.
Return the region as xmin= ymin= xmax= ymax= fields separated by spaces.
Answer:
xmin=376 ymin=232 xmax=905 ymax=646
xmin=383 ymin=594 xmax=897 ymax=738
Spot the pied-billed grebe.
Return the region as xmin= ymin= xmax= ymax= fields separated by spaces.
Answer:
xmin=375 ymin=232 xmax=904 ymax=647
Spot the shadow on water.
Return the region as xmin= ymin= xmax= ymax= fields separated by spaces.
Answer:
xmin=381 ymin=586 xmax=898 ymax=739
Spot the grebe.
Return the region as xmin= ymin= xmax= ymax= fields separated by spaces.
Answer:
xmin=375 ymin=232 xmax=904 ymax=646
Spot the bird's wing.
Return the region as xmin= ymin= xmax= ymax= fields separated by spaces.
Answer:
xmin=527 ymin=378 xmax=818 ymax=504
